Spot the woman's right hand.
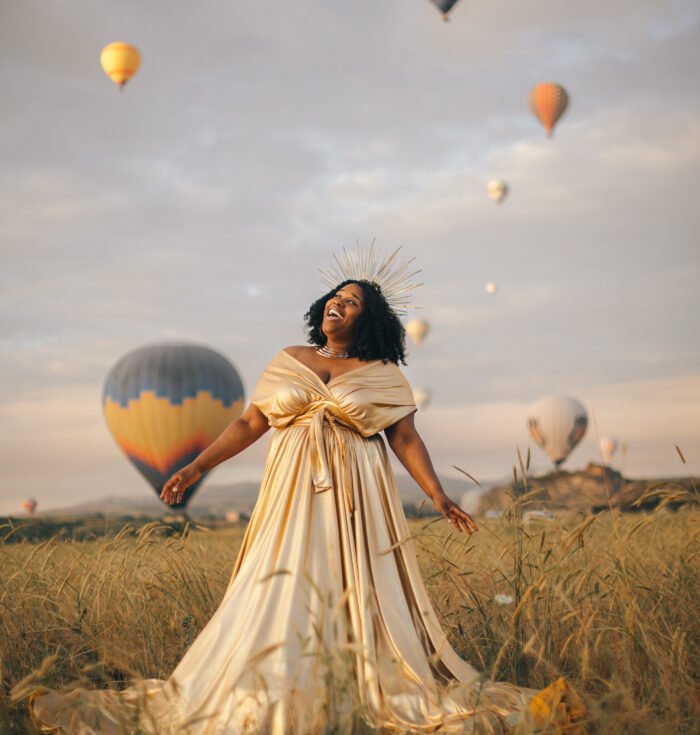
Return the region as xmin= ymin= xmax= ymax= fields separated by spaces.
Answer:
xmin=161 ymin=463 xmax=203 ymax=505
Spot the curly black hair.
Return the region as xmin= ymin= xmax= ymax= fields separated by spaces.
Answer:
xmin=304 ymin=280 xmax=407 ymax=365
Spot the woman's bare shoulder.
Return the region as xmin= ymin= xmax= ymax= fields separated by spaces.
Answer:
xmin=282 ymin=345 xmax=313 ymax=358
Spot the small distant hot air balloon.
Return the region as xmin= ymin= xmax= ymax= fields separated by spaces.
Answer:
xmin=103 ymin=342 xmax=245 ymax=510
xmin=413 ymin=387 xmax=431 ymax=410
xmin=487 ymin=179 xmax=508 ymax=204
xmin=599 ymin=436 xmax=618 ymax=465
xmin=429 ymin=0 xmax=462 ymax=21
xmin=485 ymin=281 xmax=498 ymax=295
xmin=100 ymin=42 xmax=141 ymax=89
xmin=459 ymin=490 xmax=480 ymax=515
xmin=406 ymin=318 xmax=430 ymax=346
xmin=22 ymin=499 xmax=38 ymax=516
xmin=528 ymin=82 xmax=569 ymax=137
xmin=527 ymin=395 xmax=587 ymax=467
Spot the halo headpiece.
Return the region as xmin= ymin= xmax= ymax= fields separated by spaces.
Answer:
xmin=319 ymin=242 xmax=422 ymax=315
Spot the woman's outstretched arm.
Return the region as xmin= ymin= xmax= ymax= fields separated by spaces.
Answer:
xmin=161 ymin=403 xmax=270 ymax=505
xmin=385 ymin=412 xmax=478 ymax=535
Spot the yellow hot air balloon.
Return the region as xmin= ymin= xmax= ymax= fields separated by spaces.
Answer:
xmin=529 ymin=82 xmax=569 ymax=137
xmin=487 ymin=179 xmax=508 ymax=204
xmin=485 ymin=281 xmax=498 ymax=295
xmin=103 ymin=342 xmax=244 ymax=510
xmin=412 ymin=387 xmax=431 ymax=411
xmin=405 ymin=318 xmax=429 ymax=346
xmin=100 ymin=42 xmax=141 ymax=89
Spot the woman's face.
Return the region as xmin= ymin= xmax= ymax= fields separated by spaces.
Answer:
xmin=322 ymin=282 xmax=365 ymax=341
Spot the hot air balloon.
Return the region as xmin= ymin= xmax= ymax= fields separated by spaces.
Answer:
xmin=487 ymin=179 xmax=508 ymax=204
xmin=528 ymin=83 xmax=569 ymax=137
xmin=429 ymin=0 xmax=461 ymax=21
xmin=485 ymin=281 xmax=498 ymax=295
xmin=22 ymin=499 xmax=38 ymax=516
xmin=405 ymin=318 xmax=429 ymax=346
xmin=459 ymin=490 xmax=480 ymax=515
xmin=527 ymin=396 xmax=587 ymax=467
xmin=599 ymin=436 xmax=618 ymax=465
xmin=100 ymin=42 xmax=141 ymax=89
xmin=103 ymin=342 xmax=245 ymax=510
xmin=412 ymin=387 xmax=431 ymax=411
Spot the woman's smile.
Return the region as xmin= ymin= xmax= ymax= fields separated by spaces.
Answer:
xmin=326 ymin=304 xmax=344 ymax=322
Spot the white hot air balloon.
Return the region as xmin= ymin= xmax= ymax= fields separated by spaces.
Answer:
xmin=527 ymin=396 xmax=588 ymax=467
xmin=405 ymin=318 xmax=429 ymax=346
xmin=459 ymin=490 xmax=480 ymax=515
xmin=412 ymin=387 xmax=431 ymax=410
xmin=487 ymin=179 xmax=508 ymax=204
xmin=599 ymin=436 xmax=618 ymax=465
xmin=485 ymin=281 xmax=498 ymax=295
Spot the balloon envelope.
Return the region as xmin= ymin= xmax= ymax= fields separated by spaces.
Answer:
xmin=599 ymin=436 xmax=618 ymax=464
xmin=487 ymin=179 xmax=508 ymax=204
xmin=485 ymin=281 xmax=498 ymax=295
xmin=459 ymin=490 xmax=480 ymax=515
xmin=528 ymin=82 xmax=569 ymax=136
xmin=22 ymin=499 xmax=38 ymax=515
xmin=406 ymin=318 xmax=429 ymax=346
xmin=103 ymin=343 xmax=244 ymax=509
xmin=430 ymin=0 xmax=461 ymax=20
xmin=100 ymin=42 xmax=141 ymax=88
xmin=527 ymin=395 xmax=587 ymax=467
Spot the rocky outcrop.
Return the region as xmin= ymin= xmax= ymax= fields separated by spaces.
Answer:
xmin=478 ymin=463 xmax=698 ymax=514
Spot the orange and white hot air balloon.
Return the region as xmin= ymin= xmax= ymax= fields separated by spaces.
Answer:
xmin=485 ymin=281 xmax=498 ymax=295
xmin=487 ymin=179 xmax=508 ymax=204
xmin=100 ymin=42 xmax=141 ymax=89
xmin=22 ymin=498 xmax=38 ymax=516
xmin=528 ymin=83 xmax=569 ymax=137
xmin=405 ymin=318 xmax=429 ymax=346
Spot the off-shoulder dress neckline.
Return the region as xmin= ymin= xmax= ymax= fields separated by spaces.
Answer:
xmin=280 ymin=348 xmax=382 ymax=387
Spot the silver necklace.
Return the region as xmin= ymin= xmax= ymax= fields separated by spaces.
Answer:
xmin=316 ymin=345 xmax=350 ymax=359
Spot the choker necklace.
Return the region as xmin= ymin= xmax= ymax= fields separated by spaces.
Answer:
xmin=317 ymin=345 xmax=350 ymax=359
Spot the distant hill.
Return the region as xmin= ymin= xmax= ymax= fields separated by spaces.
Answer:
xmin=45 ymin=475 xmax=473 ymax=519
xmin=478 ymin=463 xmax=699 ymax=514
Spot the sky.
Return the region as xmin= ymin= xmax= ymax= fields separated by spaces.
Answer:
xmin=1 ymin=0 xmax=698 ymax=515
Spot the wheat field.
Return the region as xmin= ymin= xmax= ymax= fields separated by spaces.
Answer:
xmin=1 ymin=503 xmax=698 ymax=734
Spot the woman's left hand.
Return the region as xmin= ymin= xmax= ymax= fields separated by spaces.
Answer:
xmin=432 ymin=492 xmax=478 ymax=535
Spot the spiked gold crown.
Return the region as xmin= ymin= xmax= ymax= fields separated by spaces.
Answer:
xmin=319 ymin=242 xmax=422 ymax=315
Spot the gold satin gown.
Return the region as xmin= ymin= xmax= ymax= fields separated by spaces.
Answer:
xmin=31 ymin=350 xmax=534 ymax=734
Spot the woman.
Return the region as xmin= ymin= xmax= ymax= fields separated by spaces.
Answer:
xmin=31 ymin=251 xmax=574 ymax=734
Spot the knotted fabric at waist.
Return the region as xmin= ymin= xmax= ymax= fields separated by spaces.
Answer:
xmin=289 ymin=405 xmax=359 ymax=512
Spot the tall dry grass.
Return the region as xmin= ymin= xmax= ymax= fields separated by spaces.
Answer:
xmin=1 ymin=503 xmax=698 ymax=733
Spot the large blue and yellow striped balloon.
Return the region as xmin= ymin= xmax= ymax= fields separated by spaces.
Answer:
xmin=103 ymin=342 xmax=245 ymax=509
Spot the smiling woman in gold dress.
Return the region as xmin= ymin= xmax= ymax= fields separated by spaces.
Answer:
xmin=31 ymin=246 xmax=582 ymax=734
